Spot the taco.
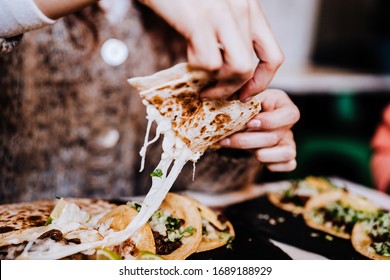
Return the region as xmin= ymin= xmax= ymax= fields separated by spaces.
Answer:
xmin=127 ymin=192 xmax=202 ymax=260
xmin=303 ymin=190 xmax=378 ymax=239
xmin=268 ymin=176 xmax=338 ymax=214
xmin=189 ymin=198 xmax=235 ymax=253
xmin=0 ymin=198 xmax=155 ymax=260
xmin=351 ymin=210 xmax=390 ymax=260
xmin=98 ymin=205 xmax=156 ymax=259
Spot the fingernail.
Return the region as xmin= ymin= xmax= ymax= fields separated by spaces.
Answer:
xmin=201 ymin=97 xmax=210 ymax=101
xmin=243 ymin=97 xmax=253 ymax=103
xmin=248 ymin=119 xmax=261 ymax=128
xmin=219 ymin=138 xmax=231 ymax=147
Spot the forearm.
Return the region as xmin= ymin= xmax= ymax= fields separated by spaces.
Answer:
xmin=0 ymin=0 xmax=98 ymax=38
xmin=34 ymin=0 xmax=99 ymax=20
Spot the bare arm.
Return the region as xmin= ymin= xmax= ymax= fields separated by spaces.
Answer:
xmin=0 ymin=0 xmax=98 ymax=38
xmin=34 ymin=0 xmax=98 ymax=19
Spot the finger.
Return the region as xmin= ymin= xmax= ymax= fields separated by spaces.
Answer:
xmin=246 ymin=89 xmax=300 ymax=130
xmin=239 ymin=0 xmax=284 ymax=101
xmin=247 ymin=105 xmax=300 ymax=130
xmin=219 ymin=130 xmax=284 ymax=150
xmin=255 ymin=130 xmax=296 ymax=162
xmin=187 ymin=28 xmax=223 ymax=71
xmin=200 ymin=80 xmax=242 ymax=100
xmin=200 ymin=0 xmax=254 ymax=100
xmin=266 ymin=159 xmax=297 ymax=172
xmin=147 ymin=0 xmax=224 ymax=71
xmin=255 ymin=145 xmax=296 ymax=163
xmin=215 ymin=9 xmax=254 ymax=81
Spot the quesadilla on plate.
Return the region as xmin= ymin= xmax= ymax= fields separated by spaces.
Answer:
xmin=0 ymin=198 xmax=165 ymax=260
xmin=268 ymin=176 xmax=339 ymax=214
xmin=351 ymin=210 xmax=390 ymax=260
xmin=303 ymin=190 xmax=378 ymax=239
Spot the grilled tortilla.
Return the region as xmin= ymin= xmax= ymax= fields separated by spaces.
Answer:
xmin=0 ymin=198 xmax=114 ymax=235
xmin=121 ymin=63 xmax=261 ymax=248
xmin=144 ymin=193 xmax=202 ymax=260
xmin=0 ymin=198 xmax=154 ymax=260
xmin=188 ymin=197 xmax=235 ymax=253
xmin=268 ymin=176 xmax=338 ymax=214
xmin=303 ymin=190 xmax=378 ymax=239
xmin=351 ymin=211 xmax=390 ymax=260
xmin=128 ymin=62 xmax=262 ymax=155
xmin=99 ymin=205 xmax=156 ymax=258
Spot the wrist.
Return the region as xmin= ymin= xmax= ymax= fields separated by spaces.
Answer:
xmin=34 ymin=0 xmax=99 ymax=20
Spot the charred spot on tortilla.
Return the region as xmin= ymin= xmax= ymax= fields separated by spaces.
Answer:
xmin=0 ymin=226 xmax=15 ymax=234
xmin=173 ymin=82 xmax=188 ymax=90
xmin=175 ymin=92 xmax=201 ymax=118
xmin=151 ymin=95 xmax=164 ymax=107
xmin=211 ymin=113 xmax=232 ymax=128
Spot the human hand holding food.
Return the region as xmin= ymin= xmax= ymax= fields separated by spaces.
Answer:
xmin=219 ymin=89 xmax=300 ymax=172
xmin=140 ymin=0 xmax=284 ymax=102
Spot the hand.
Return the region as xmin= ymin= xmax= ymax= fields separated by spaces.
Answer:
xmin=219 ymin=89 xmax=300 ymax=172
xmin=140 ymin=0 xmax=284 ymax=102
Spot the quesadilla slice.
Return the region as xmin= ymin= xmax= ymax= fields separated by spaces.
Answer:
xmin=268 ymin=176 xmax=339 ymax=214
xmin=303 ymin=190 xmax=378 ymax=239
xmin=123 ymin=63 xmax=261 ymax=242
xmin=351 ymin=210 xmax=390 ymax=260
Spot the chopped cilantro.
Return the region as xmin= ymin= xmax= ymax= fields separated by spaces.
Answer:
xmin=180 ymin=226 xmax=195 ymax=236
xmin=226 ymin=236 xmax=234 ymax=250
xmin=284 ymin=188 xmax=294 ymax=198
xmin=372 ymin=242 xmax=390 ymax=256
xmin=133 ymin=203 xmax=142 ymax=212
xmin=150 ymin=168 xmax=163 ymax=178
xmin=45 ymin=216 xmax=53 ymax=226
xmin=166 ymin=216 xmax=184 ymax=230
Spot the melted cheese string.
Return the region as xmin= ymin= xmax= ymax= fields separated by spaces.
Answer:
xmin=17 ymin=101 xmax=200 ymax=260
xmin=139 ymin=102 xmax=165 ymax=172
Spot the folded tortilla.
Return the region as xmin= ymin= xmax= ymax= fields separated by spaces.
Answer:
xmin=268 ymin=176 xmax=338 ymax=214
xmin=128 ymin=62 xmax=261 ymax=155
xmin=303 ymin=190 xmax=378 ymax=239
xmin=151 ymin=193 xmax=202 ymax=260
xmin=0 ymin=198 xmax=154 ymax=259
xmin=351 ymin=211 xmax=390 ymax=260
xmin=188 ymin=197 xmax=235 ymax=253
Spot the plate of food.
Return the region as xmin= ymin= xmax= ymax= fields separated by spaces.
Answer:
xmin=0 ymin=192 xmax=291 ymax=260
xmin=222 ymin=176 xmax=390 ymax=260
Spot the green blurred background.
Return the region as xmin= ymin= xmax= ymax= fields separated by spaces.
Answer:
xmin=261 ymin=92 xmax=389 ymax=188
xmin=257 ymin=0 xmax=390 ymax=188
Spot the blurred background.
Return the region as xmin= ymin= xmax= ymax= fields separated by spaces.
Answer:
xmin=257 ymin=0 xmax=390 ymax=188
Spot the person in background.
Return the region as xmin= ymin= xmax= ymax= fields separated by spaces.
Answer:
xmin=0 ymin=0 xmax=299 ymax=203
xmin=371 ymin=104 xmax=390 ymax=194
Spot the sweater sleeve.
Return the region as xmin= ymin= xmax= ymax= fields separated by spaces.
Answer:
xmin=0 ymin=0 xmax=56 ymax=38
